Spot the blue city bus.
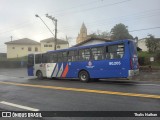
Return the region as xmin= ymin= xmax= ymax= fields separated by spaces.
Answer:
xmin=27 ymin=39 xmax=139 ymax=82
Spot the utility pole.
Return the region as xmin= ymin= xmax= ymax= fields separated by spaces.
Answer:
xmin=35 ymin=14 xmax=55 ymax=37
xmin=46 ymin=14 xmax=57 ymax=50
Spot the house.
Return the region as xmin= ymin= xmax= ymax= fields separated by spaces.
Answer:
xmin=137 ymin=38 xmax=148 ymax=51
xmin=137 ymin=38 xmax=160 ymax=52
xmin=5 ymin=38 xmax=69 ymax=59
xmin=5 ymin=38 xmax=41 ymax=58
xmin=40 ymin=38 xmax=69 ymax=52
xmin=73 ymin=37 xmax=111 ymax=47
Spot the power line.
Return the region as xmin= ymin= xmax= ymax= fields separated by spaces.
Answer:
xmin=54 ymin=0 xmax=131 ymax=17
xmin=0 ymin=0 xmax=158 ymax=35
xmin=58 ymin=12 xmax=160 ymax=32
xmin=1 ymin=0 xmax=160 ymax=38
xmin=0 ymin=0 xmax=99 ymax=32
xmin=48 ymin=0 xmax=99 ymax=14
xmin=0 ymin=0 xmax=132 ymax=35
xmin=129 ymin=27 xmax=160 ymax=32
xmin=56 ymin=8 xmax=160 ymax=31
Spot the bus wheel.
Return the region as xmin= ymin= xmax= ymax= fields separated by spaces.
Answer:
xmin=37 ymin=71 xmax=43 ymax=80
xmin=79 ymin=71 xmax=90 ymax=82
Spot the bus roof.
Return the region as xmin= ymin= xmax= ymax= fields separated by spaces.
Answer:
xmin=47 ymin=39 xmax=134 ymax=53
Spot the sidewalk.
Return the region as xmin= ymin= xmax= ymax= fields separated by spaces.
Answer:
xmin=135 ymin=70 xmax=160 ymax=82
xmin=0 ymin=68 xmax=28 ymax=78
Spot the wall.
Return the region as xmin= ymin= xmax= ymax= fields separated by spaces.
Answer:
xmin=78 ymin=40 xmax=107 ymax=47
xmin=0 ymin=61 xmax=27 ymax=68
xmin=56 ymin=43 xmax=69 ymax=50
xmin=40 ymin=42 xmax=55 ymax=52
xmin=137 ymin=39 xmax=148 ymax=51
xmin=7 ymin=44 xmax=41 ymax=58
xmin=41 ymin=42 xmax=69 ymax=52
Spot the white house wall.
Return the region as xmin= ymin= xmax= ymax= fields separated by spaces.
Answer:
xmin=79 ymin=40 xmax=107 ymax=46
xmin=7 ymin=44 xmax=41 ymax=58
xmin=137 ymin=39 xmax=148 ymax=51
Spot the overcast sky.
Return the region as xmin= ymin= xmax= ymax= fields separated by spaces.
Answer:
xmin=0 ymin=0 xmax=160 ymax=52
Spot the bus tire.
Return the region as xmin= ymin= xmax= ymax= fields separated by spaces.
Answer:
xmin=79 ymin=70 xmax=90 ymax=82
xmin=37 ymin=71 xmax=43 ymax=80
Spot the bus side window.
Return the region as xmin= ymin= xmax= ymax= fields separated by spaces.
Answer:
xmin=74 ymin=50 xmax=79 ymax=61
xmin=42 ymin=53 xmax=47 ymax=63
xmin=68 ymin=51 xmax=76 ymax=62
xmin=84 ymin=49 xmax=91 ymax=60
xmin=53 ymin=53 xmax=57 ymax=62
xmin=58 ymin=52 xmax=63 ymax=62
xmin=91 ymin=47 xmax=104 ymax=60
xmin=78 ymin=50 xmax=83 ymax=61
xmin=106 ymin=44 xmax=124 ymax=59
xmin=79 ymin=49 xmax=91 ymax=61
xmin=35 ymin=54 xmax=42 ymax=64
xmin=63 ymin=51 xmax=68 ymax=62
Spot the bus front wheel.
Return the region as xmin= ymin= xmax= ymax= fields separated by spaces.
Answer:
xmin=37 ymin=71 xmax=43 ymax=80
xmin=79 ymin=71 xmax=90 ymax=82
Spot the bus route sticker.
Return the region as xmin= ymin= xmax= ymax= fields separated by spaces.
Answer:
xmin=109 ymin=61 xmax=121 ymax=65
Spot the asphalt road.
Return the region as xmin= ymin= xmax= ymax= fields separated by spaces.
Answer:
xmin=0 ymin=68 xmax=160 ymax=120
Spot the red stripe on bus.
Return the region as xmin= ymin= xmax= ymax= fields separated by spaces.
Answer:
xmin=61 ymin=64 xmax=69 ymax=78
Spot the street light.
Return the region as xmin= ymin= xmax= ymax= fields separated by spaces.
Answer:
xmin=35 ymin=14 xmax=55 ymax=44
xmin=46 ymin=14 xmax=57 ymax=50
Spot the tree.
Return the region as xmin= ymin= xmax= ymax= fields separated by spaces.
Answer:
xmin=110 ymin=23 xmax=133 ymax=40
xmin=89 ymin=30 xmax=111 ymax=39
xmin=146 ymin=34 xmax=159 ymax=53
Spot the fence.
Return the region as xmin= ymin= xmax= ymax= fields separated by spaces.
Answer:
xmin=0 ymin=61 xmax=27 ymax=68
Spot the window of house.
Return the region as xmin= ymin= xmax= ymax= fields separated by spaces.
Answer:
xmin=21 ymin=47 xmax=24 ymax=50
xmin=91 ymin=47 xmax=104 ymax=60
xmin=57 ymin=45 xmax=60 ymax=49
xmin=49 ymin=45 xmax=52 ymax=47
xmin=35 ymin=47 xmax=38 ymax=52
xmin=106 ymin=44 xmax=124 ymax=59
xmin=12 ymin=47 xmax=15 ymax=49
xmin=44 ymin=45 xmax=48 ymax=47
xmin=28 ymin=47 xmax=31 ymax=51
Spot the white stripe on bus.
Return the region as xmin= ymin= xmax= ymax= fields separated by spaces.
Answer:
xmin=57 ymin=63 xmax=63 ymax=77
xmin=49 ymin=63 xmax=56 ymax=78
xmin=53 ymin=64 xmax=59 ymax=77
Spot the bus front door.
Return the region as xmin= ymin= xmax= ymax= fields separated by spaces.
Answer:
xmin=27 ymin=54 xmax=34 ymax=76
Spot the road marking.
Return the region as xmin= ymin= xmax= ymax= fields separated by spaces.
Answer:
xmin=0 ymin=81 xmax=160 ymax=99
xmin=0 ymin=101 xmax=39 ymax=111
xmin=137 ymin=84 xmax=160 ymax=87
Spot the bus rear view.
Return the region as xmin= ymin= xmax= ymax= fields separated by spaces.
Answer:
xmin=128 ymin=40 xmax=139 ymax=78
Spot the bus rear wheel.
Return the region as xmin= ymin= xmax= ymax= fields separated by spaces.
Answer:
xmin=79 ymin=71 xmax=90 ymax=82
xmin=37 ymin=71 xmax=43 ymax=80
